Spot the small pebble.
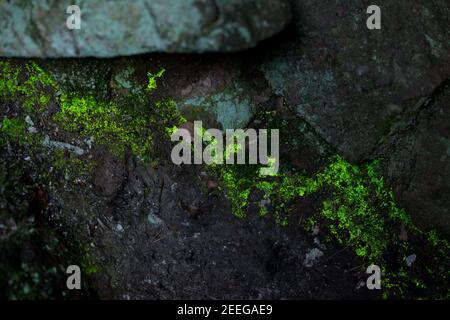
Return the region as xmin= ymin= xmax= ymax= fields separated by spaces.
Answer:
xmin=406 ymin=254 xmax=417 ymax=267
xmin=115 ymin=224 xmax=124 ymax=233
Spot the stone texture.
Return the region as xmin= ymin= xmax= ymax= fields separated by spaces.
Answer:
xmin=261 ymin=0 xmax=450 ymax=163
xmin=374 ymin=82 xmax=450 ymax=235
xmin=2 ymin=2 xmax=450 ymax=299
xmin=0 ymin=0 xmax=291 ymax=57
xmin=33 ymin=0 xmax=450 ymax=236
xmin=258 ymin=0 xmax=450 ymax=235
xmin=170 ymin=57 xmax=270 ymax=130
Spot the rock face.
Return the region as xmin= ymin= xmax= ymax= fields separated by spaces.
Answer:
xmin=374 ymin=82 xmax=450 ymax=234
xmin=0 ymin=0 xmax=291 ymax=57
xmin=401 ymin=87 xmax=450 ymax=234
xmin=161 ymin=55 xmax=271 ymax=130
xmin=255 ymin=0 xmax=450 ymax=234
xmin=62 ymin=0 xmax=449 ymax=234
xmin=261 ymin=0 xmax=450 ymax=163
xmin=1 ymin=0 xmax=450 ymax=300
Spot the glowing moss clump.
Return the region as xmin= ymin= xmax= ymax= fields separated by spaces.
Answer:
xmin=304 ymin=157 xmax=411 ymax=261
xmin=0 ymin=61 xmax=55 ymax=112
xmin=146 ymin=69 xmax=166 ymax=93
xmin=51 ymin=69 xmax=184 ymax=161
xmin=301 ymin=158 xmax=410 ymax=261
xmin=218 ymin=166 xmax=254 ymax=218
xmin=54 ymin=94 xmax=154 ymax=160
xmin=0 ymin=61 xmax=185 ymax=163
xmin=213 ymin=153 xmax=449 ymax=298
xmin=0 ymin=118 xmax=27 ymax=145
xmin=216 ymin=156 xmax=412 ymax=261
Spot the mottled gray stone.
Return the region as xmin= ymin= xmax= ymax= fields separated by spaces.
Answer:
xmin=375 ymin=83 xmax=450 ymax=235
xmin=261 ymin=0 xmax=450 ymax=162
xmin=0 ymin=0 xmax=291 ymax=57
xmin=43 ymin=135 xmax=85 ymax=156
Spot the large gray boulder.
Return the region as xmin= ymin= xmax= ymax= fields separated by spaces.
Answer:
xmin=261 ymin=0 xmax=450 ymax=163
xmin=258 ymin=0 xmax=450 ymax=233
xmin=374 ymin=82 xmax=450 ymax=235
xmin=0 ymin=0 xmax=291 ymax=57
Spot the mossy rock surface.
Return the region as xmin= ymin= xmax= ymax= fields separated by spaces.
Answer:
xmin=261 ymin=0 xmax=450 ymax=163
xmin=1 ymin=0 xmax=450 ymax=298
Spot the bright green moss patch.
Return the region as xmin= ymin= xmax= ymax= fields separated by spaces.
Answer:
xmin=54 ymin=94 xmax=154 ymax=160
xmin=53 ymin=95 xmax=185 ymax=161
xmin=1 ymin=61 xmax=184 ymax=163
xmin=216 ymin=166 xmax=255 ymax=218
xmin=0 ymin=117 xmax=27 ymax=145
xmin=215 ymin=155 xmax=419 ymax=262
xmin=299 ymin=157 xmax=412 ymax=262
xmin=0 ymin=61 xmax=55 ymax=112
xmin=213 ymin=155 xmax=412 ymax=263
xmin=147 ymin=69 xmax=166 ymax=93
xmin=212 ymin=153 xmax=449 ymax=298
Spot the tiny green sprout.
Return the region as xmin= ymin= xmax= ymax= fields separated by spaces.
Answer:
xmin=146 ymin=69 xmax=166 ymax=93
xmin=1 ymin=117 xmax=26 ymax=144
xmin=165 ymin=125 xmax=179 ymax=137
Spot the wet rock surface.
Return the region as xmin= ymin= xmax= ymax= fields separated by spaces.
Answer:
xmin=31 ymin=58 xmax=366 ymax=299
xmin=374 ymin=81 xmax=450 ymax=234
xmin=1 ymin=0 xmax=449 ymax=300
xmin=262 ymin=0 xmax=449 ymax=163
xmin=0 ymin=0 xmax=291 ymax=57
xmin=261 ymin=0 xmax=450 ymax=234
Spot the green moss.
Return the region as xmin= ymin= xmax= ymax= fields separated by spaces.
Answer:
xmin=0 ymin=61 xmax=20 ymax=97
xmin=54 ymin=95 xmax=185 ymax=160
xmin=212 ymin=152 xmax=449 ymax=298
xmin=1 ymin=61 xmax=185 ymax=164
xmin=154 ymin=98 xmax=187 ymax=136
xmin=54 ymin=94 xmax=154 ymax=160
xmin=218 ymin=166 xmax=254 ymax=218
xmin=78 ymin=244 xmax=100 ymax=276
xmin=0 ymin=117 xmax=27 ymax=145
xmin=146 ymin=69 xmax=166 ymax=93
xmin=51 ymin=69 xmax=184 ymax=161
xmin=214 ymin=155 xmax=409 ymax=261
xmin=312 ymin=157 xmax=411 ymax=261
xmin=194 ymin=122 xmax=260 ymax=218
xmin=0 ymin=61 xmax=185 ymax=299
xmin=0 ymin=61 xmax=56 ymax=112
